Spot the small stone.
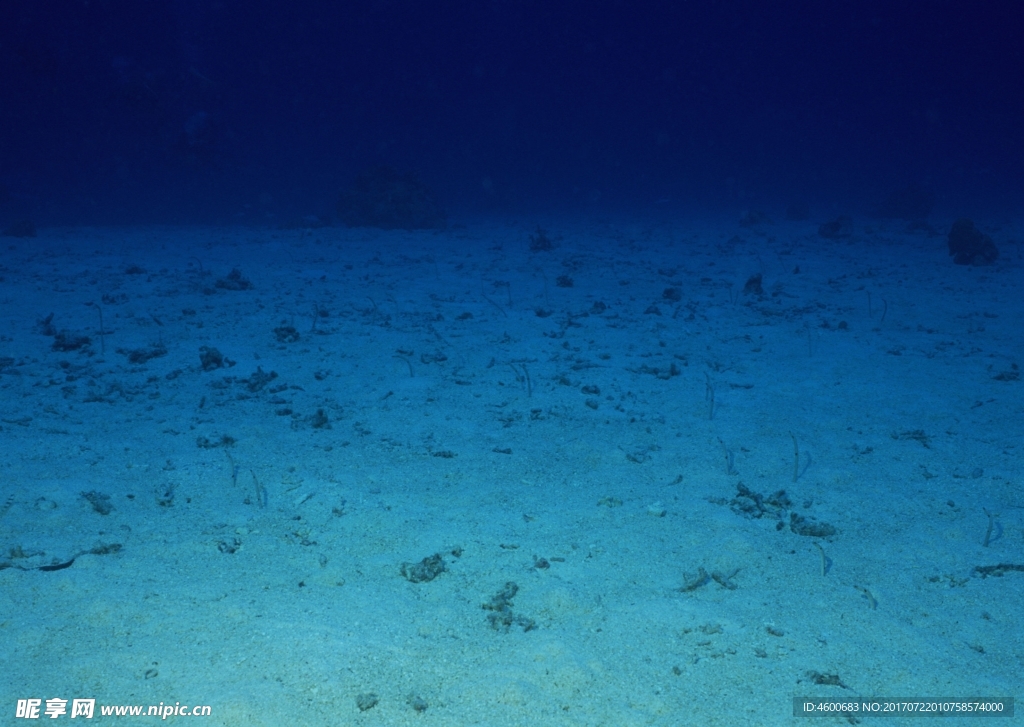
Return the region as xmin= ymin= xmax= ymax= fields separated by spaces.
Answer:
xmin=34 ymin=497 xmax=58 ymax=511
xmin=647 ymin=502 xmax=667 ymax=517
xmin=355 ymin=693 xmax=379 ymax=712
xmin=407 ymin=694 xmax=428 ymax=712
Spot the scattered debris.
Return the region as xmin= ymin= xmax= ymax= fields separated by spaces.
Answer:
xmin=81 ymin=490 xmax=113 ymax=515
xmin=482 ymin=582 xmax=536 ymax=632
xmin=728 ymin=483 xmax=791 ymax=520
xmin=196 ymin=434 xmax=236 ymax=449
xmin=789 ymin=513 xmax=837 ymax=539
xmin=121 ymin=343 xmax=168 ymax=364
xmin=679 ymin=568 xmax=710 ymax=592
xmin=406 ymin=695 xmax=429 ymax=713
xmin=199 ymin=346 xmax=232 ymax=371
xmin=803 ymin=670 xmax=849 ymax=689
xmin=217 ymin=538 xmax=241 ymax=554
xmin=245 ymin=367 xmax=278 ymax=392
xmin=215 ymin=268 xmax=254 ymax=291
xmin=355 ymin=693 xmax=379 ymax=712
xmin=273 ymin=325 xmax=300 ymax=343
xmin=711 ymin=568 xmax=741 ymax=590
xmin=743 ymin=273 xmax=764 ymax=295
xmin=156 ymin=483 xmax=176 ymax=508
xmin=973 ymin=563 xmax=1024 ymax=578
xmin=892 ymin=429 xmax=931 ymax=448
xmin=0 ymin=543 xmax=122 ymax=572
xmin=307 ymin=408 xmax=330 ymax=429
xmin=678 ymin=567 xmax=741 ymax=592
xmin=401 ymin=553 xmax=446 ymax=583
xmin=53 ymin=331 xmax=91 ymax=352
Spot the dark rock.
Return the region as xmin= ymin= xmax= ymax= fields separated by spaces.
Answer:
xmin=245 ymin=366 xmax=278 ymax=392
xmin=308 ymin=408 xmax=330 ymax=429
xmin=36 ymin=313 xmax=56 ymax=336
xmin=82 ymin=490 xmax=113 ymax=515
xmin=400 ymin=553 xmax=446 ymax=583
xmin=482 ymin=581 xmax=536 ymax=632
xmin=337 ymin=166 xmax=446 ymax=230
xmin=215 ymin=268 xmax=253 ymax=291
xmin=818 ymin=216 xmax=853 ymax=239
xmin=217 ymin=538 xmax=241 ymax=554
xmin=947 ymin=218 xmax=998 ymax=266
xmin=199 ymin=346 xmax=226 ymax=371
xmin=273 ymin=325 xmax=299 ymax=343
xmin=355 ymin=693 xmax=379 ymax=712
xmin=52 ymin=331 xmax=90 ymax=352
xmin=789 ymin=513 xmax=837 ymax=538
xmin=406 ymin=695 xmax=428 ymax=713
xmin=529 ymin=227 xmax=554 ymax=251
xmin=122 ymin=343 xmax=168 ymax=364
xmin=729 ymin=483 xmax=791 ymax=520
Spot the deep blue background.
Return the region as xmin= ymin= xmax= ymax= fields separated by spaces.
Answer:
xmin=1 ymin=0 xmax=1021 ymax=224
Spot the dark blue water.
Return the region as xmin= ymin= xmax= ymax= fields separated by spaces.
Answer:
xmin=2 ymin=1 xmax=1020 ymax=226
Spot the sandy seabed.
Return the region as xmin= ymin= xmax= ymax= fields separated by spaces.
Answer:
xmin=1 ymin=216 xmax=1021 ymax=725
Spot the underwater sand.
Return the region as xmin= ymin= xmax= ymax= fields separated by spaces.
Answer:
xmin=1 ymin=217 xmax=1021 ymax=725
